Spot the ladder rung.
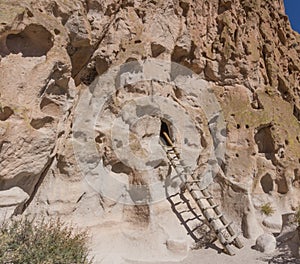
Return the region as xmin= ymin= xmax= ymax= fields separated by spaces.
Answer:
xmin=194 ymin=194 xmax=213 ymax=200
xmin=167 ymin=156 xmax=179 ymax=163
xmin=170 ymin=156 xmax=179 ymax=161
xmin=168 ymin=193 xmax=180 ymax=198
xmin=208 ymin=213 xmax=223 ymax=222
xmin=188 ymin=187 xmax=202 ymax=193
xmin=223 ymin=233 xmax=238 ymax=245
xmin=167 ymin=148 xmax=178 ymax=153
xmin=202 ymin=204 xmax=219 ymax=210
xmin=173 ymin=201 xmax=183 ymax=206
xmin=178 ymin=208 xmax=196 ymax=214
xmin=185 ymin=216 xmax=203 ymax=223
xmin=190 ymin=222 xmax=206 ymax=232
xmin=216 ymin=221 xmax=233 ymax=233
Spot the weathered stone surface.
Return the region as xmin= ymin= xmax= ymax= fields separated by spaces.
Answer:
xmin=255 ymin=233 xmax=277 ymax=253
xmin=0 ymin=187 xmax=29 ymax=219
xmin=0 ymin=187 xmax=29 ymax=207
xmin=166 ymin=239 xmax=188 ymax=253
xmin=276 ymin=213 xmax=300 ymax=258
xmin=263 ymin=214 xmax=282 ymax=231
xmin=0 ymin=0 xmax=299 ymax=263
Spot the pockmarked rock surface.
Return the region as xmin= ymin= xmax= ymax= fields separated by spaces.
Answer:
xmin=0 ymin=0 xmax=299 ymax=263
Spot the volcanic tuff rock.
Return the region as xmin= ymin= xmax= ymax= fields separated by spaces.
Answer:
xmin=0 ymin=0 xmax=299 ymax=263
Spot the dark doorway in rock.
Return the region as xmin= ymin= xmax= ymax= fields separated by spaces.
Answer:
xmin=254 ymin=126 xmax=275 ymax=154
xmin=160 ymin=119 xmax=172 ymax=146
xmin=260 ymin=173 xmax=274 ymax=193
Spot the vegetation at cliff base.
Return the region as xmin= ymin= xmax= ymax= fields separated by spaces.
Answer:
xmin=260 ymin=203 xmax=275 ymax=216
xmin=0 ymin=217 xmax=93 ymax=264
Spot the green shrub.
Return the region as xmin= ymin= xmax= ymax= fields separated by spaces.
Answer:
xmin=0 ymin=216 xmax=93 ymax=264
xmin=260 ymin=203 xmax=275 ymax=216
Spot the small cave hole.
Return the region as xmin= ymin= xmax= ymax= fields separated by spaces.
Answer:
xmin=260 ymin=173 xmax=274 ymax=193
xmin=40 ymin=98 xmax=62 ymax=117
xmin=235 ymin=153 xmax=239 ymax=157
xmin=95 ymin=58 xmax=109 ymax=75
xmin=54 ymin=29 xmax=60 ymax=35
xmin=79 ymin=68 xmax=98 ymax=86
xmin=6 ymin=24 xmax=53 ymax=57
xmin=160 ymin=119 xmax=173 ymax=146
xmin=171 ymin=45 xmax=189 ymax=62
xmin=245 ymin=124 xmax=249 ymax=129
xmin=179 ymin=1 xmax=189 ymax=17
xmin=27 ymin=10 xmax=34 ymax=17
xmin=95 ymin=132 xmax=105 ymax=144
xmin=111 ymin=161 xmax=133 ymax=175
xmin=174 ymin=87 xmax=182 ymax=99
xmin=276 ymin=177 xmax=289 ymax=194
xmin=151 ymin=43 xmax=166 ymax=58
xmin=254 ymin=125 xmax=275 ymax=154
xmin=30 ymin=116 xmax=54 ymax=129
xmin=236 ymin=124 xmax=241 ymax=129
xmin=0 ymin=106 xmax=14 ymax=121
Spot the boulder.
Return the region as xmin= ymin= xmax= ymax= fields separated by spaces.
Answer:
xmin=166 ymin=239 xmax=188 ymax=253
xmin=0 ymin=187 xmax=29 ymax=219
xmin=255 ymin=233 xmax=276 ymax=253
xmin=0 ymin=187 xmax=29 ymax=207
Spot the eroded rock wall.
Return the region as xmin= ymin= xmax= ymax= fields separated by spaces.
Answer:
xmin=0 ymin=0 xmax=299 ymax=262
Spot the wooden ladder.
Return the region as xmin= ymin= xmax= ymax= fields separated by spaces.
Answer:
xmin=161 ymin=132 xmax=243 ymax=255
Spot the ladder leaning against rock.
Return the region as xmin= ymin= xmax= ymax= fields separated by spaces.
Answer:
xmin=160 ymin=132 xmax=243 ymax=256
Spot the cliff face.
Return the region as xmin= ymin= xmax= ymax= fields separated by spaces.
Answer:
xmin=0 ymin=0 xmax=299 ymax=262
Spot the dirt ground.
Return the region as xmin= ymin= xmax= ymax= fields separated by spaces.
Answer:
xmin=127 ymin=238 xmax=300 ymax=264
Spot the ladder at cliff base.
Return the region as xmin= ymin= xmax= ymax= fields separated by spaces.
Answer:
xmin=161 ymin=132 xmax=243 ymax=256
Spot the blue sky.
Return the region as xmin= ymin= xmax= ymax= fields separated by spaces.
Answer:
xmin=284 ymin=0 xmax=300 ymax=33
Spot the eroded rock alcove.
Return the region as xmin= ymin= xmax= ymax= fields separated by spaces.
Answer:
xmin=5 ymin=24 xmax=53 ymax=57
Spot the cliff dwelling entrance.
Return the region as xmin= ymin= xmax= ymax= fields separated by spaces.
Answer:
xmin=260 ymin=173 xmax=274 ymax=193
xmin=160 ymin=119 xmax=173 ymax=146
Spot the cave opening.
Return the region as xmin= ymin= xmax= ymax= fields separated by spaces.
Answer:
xmin=254 ymin=125 xmax=275 ymax=160
xmin=160 ymin=119 xmax=173 ymax=146
xmin=260 ymin=173 xmax=274 ymax=193
xmin=5 ymin=24 xmax=53 ymax=57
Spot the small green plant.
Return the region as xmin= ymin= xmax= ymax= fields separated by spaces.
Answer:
xmin=260 ymin=202 xmax=275 ymax=216
xmin=0 ymin=216 xmax=93 ymax=264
